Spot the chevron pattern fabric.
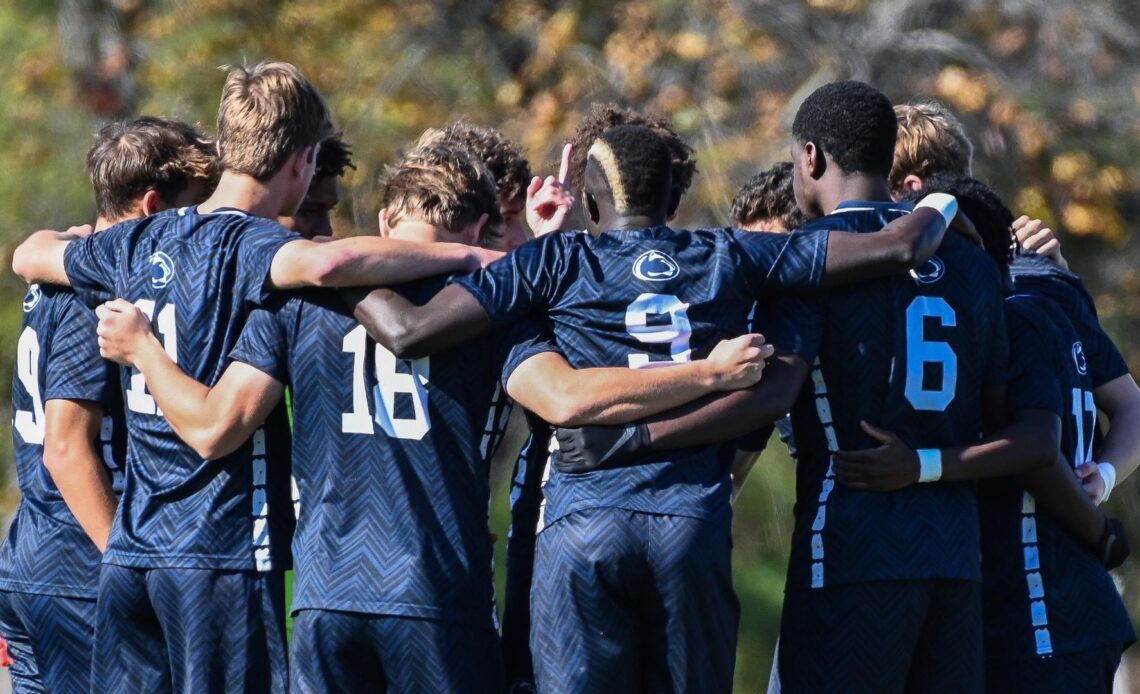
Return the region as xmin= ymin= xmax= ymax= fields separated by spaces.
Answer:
xmin=979 ymin=294 xmax=1134 ymax=667
xmin=291 ymin=609 xmax=504 ymax=693
xmin=2 ymin=285 xmax=124 ymax=600
xmin=785 ymin=202 xmax=1008 ymax=590
xmin=531 ymin=508 xmax=738 ymax=694
xmin=985 ymin=644 xmax=1122 ymax=694
xmin=230 ymin=281 xmax=519 ymax=629
xmin=777 ymin=579 xmax=983 ymax=693
xmin=92 ymin=565 xmax=288 ymax=693
xmin=0 ymin=590 xmax=96 ymax=693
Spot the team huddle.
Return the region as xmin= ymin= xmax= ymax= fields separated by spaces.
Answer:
xmin=2 ymin=59 xmax=1138 ymax=693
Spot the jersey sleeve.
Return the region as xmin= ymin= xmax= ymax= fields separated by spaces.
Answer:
xmin=62 ymin=230 xmax=120 ymax=307
xmin=1004 ymin=305 xmax=1063 ymax=417
xmin=237 ymin=222 xmax=301 ymax=307
xmin=453 ymin=235 xmax=567 ymax=325
xmin=43 ymin=294 xmax=110 ymax=403
xmin=229 ymin=300 xmax=292 ymax=385
xmin=500 ymin=323 xmax=562 ymax=389
xmin=731 ymin=227 xmax=829 ymax=295
xmin=1069 ymin=284 xmax=1129 ymax=387
xmin=751 ymin=295 xmax=823 ymax=364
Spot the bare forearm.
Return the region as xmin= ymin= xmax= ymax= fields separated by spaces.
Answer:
xmin=1098 ymin=400 xmax=1140 ymax=481
xmin=11 ymin=231 xmax=71 ymax=285
xmin=131 ymin=337 xmax=221 ymax=452
xmin=273 ymin=237 xmax=484 ymax=290
xmin=1019 ymin=456 xmax=1106 ymax=546
xmin=937 ymin=411 xmax=1059 ymax=482
xmin=820 ymin=208 xmax=945 ymax=287
xmin=349 ymin=283 xmax=491 ymax=358
xmin=50 ymin=450 xmax=116 ymax=551
xmin=646 ymin=355 xmax=806 ymax=451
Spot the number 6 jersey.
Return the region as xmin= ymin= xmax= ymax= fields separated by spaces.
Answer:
xmin=784 ymin=201 xmax=1008 ymax=590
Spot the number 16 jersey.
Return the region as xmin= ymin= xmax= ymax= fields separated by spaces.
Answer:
xmin=785 ymin=201 xmax=1008 ymax=590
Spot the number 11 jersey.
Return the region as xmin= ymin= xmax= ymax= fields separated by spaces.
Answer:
xmin=785 ymin=201 xmax=1008 ymax=590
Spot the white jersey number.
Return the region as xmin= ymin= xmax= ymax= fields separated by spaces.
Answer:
xmin=341 ymin=325 xmax=431 ymax=440
xmin=625 ymin=293 xmax=692 ymax=368
xmin=14 ymin=327 xmax=45 ymax=444
xmin=125 ymin=301 xmax=178 ymax=415
xmin=1071 ymin=388 xmax=1096 ymax=466
xmin=904 ymin=296 xmax=958 ymax=411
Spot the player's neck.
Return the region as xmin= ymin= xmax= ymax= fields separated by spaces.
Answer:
xmin=198 ymin=171 xmax=287 ymax=219
xmin=597 ymin=213 xmax=665 ymax=234
xmin=819 ymin=175 xmax=893 ymax=215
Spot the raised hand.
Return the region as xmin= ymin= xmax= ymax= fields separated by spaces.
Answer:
xmin=95 ymin=298 xmax=157 ymax=366
xmin=1013 ymin=215 xmax=1068 ymax=269
xmin=703 ymin=333 xmax=774 ymax=391
xmin=526 ymin=143 xmax=575 ymax=237
xmin=834 ymin=421 xmax=920 ymax=491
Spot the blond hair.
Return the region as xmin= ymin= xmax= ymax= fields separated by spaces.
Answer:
xmin=216 ymin=61 xmax=334 ymax=180
xmin=383 ymin=141 xmax=502 ymax=241
xmin=890 ymin=101 xmax=973 ymax=195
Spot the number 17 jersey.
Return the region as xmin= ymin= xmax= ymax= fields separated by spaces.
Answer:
xmin=786 ymin=201 xmax=1008 ymax=590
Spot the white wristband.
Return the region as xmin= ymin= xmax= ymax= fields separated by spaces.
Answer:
xmin=1097 ymin=462 xmax=1117 ymax=504
xmin=917 ymin=449 xmax=942 ymax=483
xmin=914 ymin=193 xmax=958 ymax=228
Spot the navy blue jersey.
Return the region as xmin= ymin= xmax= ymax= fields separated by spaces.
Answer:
xmin=979 ymin=294 xmax=1134 ymax=658
xmin=785 ymin=201 xmax=1008 ymax=589
xmin=62 ymin=207 xmax=297 ymax=571
xmin=1010 ymin=252 xmax=1129 ymax=388
xmin=0 ymin=284 xmax=125 ymax=598
xmin=229 ymin=279 xmax=519 ymax=628
xmin=456 ymin=226 xmax=828 ymax=528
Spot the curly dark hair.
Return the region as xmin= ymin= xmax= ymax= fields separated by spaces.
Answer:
xmin=792 ymin=81 xmax=897 ymax=178
xmin=586 ymin=124 xmax=672 ymax=217
xmin=315 ymin=132 xmax=355 ymax=180
xmin=87 ymin=116 xmax=219 ymax=219
xmin=902 ymin=173 xmax=1014 ymax=272
xmin=418 ymin=120 xmax=532 ymax=207
xmin=569 ymin=102 xmax=696 ymax=197
xmin=730 ymin=162 xmax=804 ymax=230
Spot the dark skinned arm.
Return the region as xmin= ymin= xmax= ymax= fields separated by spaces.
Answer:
xmin=819 ymin=206 xmax=956 ymax=288
xmin=344 ymin=283 xmax=491 ymax=359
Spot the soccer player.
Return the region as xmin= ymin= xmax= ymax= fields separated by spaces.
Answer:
xmin=729 ymin=161 xmax=805 ymax=233
xmin=278 ymin=132 xmax=353 ymax=238
xmin=344 ymin=122 xmax=959 ymax=690
xmin=834 ymin=174 xmax=1133 ymax=691
xmin=891 ymin=100 xmax=1140 ymax=512
xmin=0 ymin=116 xmax=216 ymax=692
xmin=92 ymin=139 xmax=773 ymax=692
xmin=9 ymin=61 xmax=499 ymax=691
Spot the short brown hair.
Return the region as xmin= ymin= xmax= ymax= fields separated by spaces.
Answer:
xmin=418 ymin=121 xmax=532 ymax=207
xmin=315 ymin=132 xmax=355 ymax=180
xmin=891 ymin=101 xmax=973 ymax=195
xmin=216 ymin=61 xmax=334 ymax=180
xmin=569 ymin=103 xmax=697 ymax=196
xmin=383 ymin=141 xmax=502 ymax=242
xmin=86 ymin=116 xmax=219 ymax=219
xmin=730 ymin=162 xmax=804 ymax=231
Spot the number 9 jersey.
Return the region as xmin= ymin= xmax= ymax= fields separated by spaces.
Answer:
xmin=784 ymin=201 xmax=1009 ymax=590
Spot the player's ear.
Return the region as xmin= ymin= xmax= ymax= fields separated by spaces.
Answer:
xmin=465 ymin=213 xmax=489 ymax=246
xmin=141 ymin=189 xmax=160 ymax=216
xmin=292 ymin=146 xmax=313 ymax=178
xmin=804 ymin=142 xmax=825 ymax=180
xmin=378 ymin=208 xmax=391 ymax=238
xmin=902 ymin=174 xmax=925 ymax=193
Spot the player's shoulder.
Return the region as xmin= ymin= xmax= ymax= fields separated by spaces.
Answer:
xmin=21 ymin=283 xmax=86 ymax=321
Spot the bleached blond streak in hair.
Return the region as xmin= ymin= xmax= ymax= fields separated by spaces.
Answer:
xmin=586 ymin=140 xmax=629 ymax=213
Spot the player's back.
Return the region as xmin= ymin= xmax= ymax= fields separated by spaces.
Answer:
xmin=232 ymin=280 xmax=512 ymax=629
xmin=786 ymin=200 xmax=1008 ymax=589
xmin=63 ymin=206 xmax=297 ymax=571
xmin=458 ymin=225 xmax=827 ymax=529
xmin=1 ymin=284 xmax=124 ymax=598
xmin=979 ymin=292 xmax=1134 ymax=659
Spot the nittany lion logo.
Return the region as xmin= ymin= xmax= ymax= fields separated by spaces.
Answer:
xmin=1073 ymin=341 xmax=1088 ymax=375
xmin=632 ymin=250 xmax=680 ymax=282
xmin=22 ymin=284 xmax=41 ymax=313
xmin=911 ymin=256 xmax=946 ymax=285
xmin=149 ymin=252 xmax=175 ymax=289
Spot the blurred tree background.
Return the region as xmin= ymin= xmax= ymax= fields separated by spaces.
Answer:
xmin=2 ymin=0 xmax=1140 ymax=690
